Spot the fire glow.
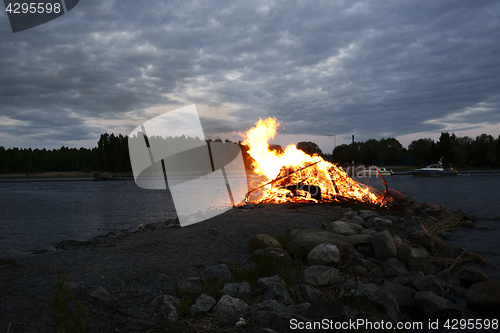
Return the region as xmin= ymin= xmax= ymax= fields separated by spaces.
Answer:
xmin=242 ymin=117 xmax=386 ymax=205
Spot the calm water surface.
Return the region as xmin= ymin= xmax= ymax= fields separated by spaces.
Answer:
xmin=1 ymin=173 xmax=499 ymax=268
xmin=1 ymin=179 xmax=176 ymax=251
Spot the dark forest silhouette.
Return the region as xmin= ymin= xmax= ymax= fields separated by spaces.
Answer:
xmin=332 ymin=133 xmax=500 ymax=168
xmin=1 ymin=132 xmax=499 ymax=174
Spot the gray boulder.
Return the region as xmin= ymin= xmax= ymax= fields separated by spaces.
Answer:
xmin=466 ymin=281 xmax=500 ymax=314
xmin=257 ymin=275 xmax=285 ymax=289
xmin=255 ymin=247 xmax=294 ymax=265
xmin=343 ymin=282 xmax=401 ymax=323
xmin=286 ymin=228 xmax=353 ymax=259
xmin=349 ymin=265 xmax=368 ymax=276
xmin=190 ymin=294 xmax=216 ymax=317
xmin=351 ymin=215 xmax=365 ymax=225
xmin=201 ymin=264 xmax=234 ymax=283
xmin=213 ymin=295 xmax=249 ymax=317
xmin=302 ymin=265 xmax=341 ymax=287
xmin=392 ymin=234 xmax=402 ymax=248
xmin=250 ymin=300 xmax=297 ymax=333
xmin=396 ymin=242 xmax=412 ymax=264
xmin=343 ymin=209 xmax=357 ymax=219
xmin=373 ymin=217 xmax=392 ymax=227
xmin=220 ymin=282 xmax=252 ymax=302
xmin=263 ymin=283 xmax=292 ymax=305
xmin=298 ymin=284 xmax=322 ymax=302
xmin=383 ymin=257 xmax=409 ymax=276
xmin=407 ymin=247 xmax=430 ymax=273
xmin=248 ymin=234 xmax=282 ymax=251
xmin=126 ymin=225 xmax=143 ymax=234
xmin=359 ymin=210 xmax=379 ymax=219
xmin=326 ymin=221 xmax=364 ymax=236
xmin=381 ymin=282 xmax=414 ymax=314
xmin=372 ymin=230 xmax=397 ymax=261
xmin=150 ymin=295 xmax=180 ymax=321
xmin=414 ymin=291 xmax=461 ymax=319
xmin=90 ymin=286 xmax=110 ymax=302
xmin=307 ymin=243 xmax=342 ymax=265
xmin=179 ymin=281 xmax=203 ymax=295
xmin=459 ymin=265 xmax=491 ymax=287
xmin=250 ymin=299 xmax=290 ymax=315
xmin=354 ymin=258 xmax=383 ymax=274
xmin=412 ymin=275 xmax=445 ymax=295
xmin=391 ymin=271 xmax=425 ymax=287
xmin=32 ymin=245 xmax=57 ymax=255
xmin=347 ymin=234 xmax=373 ymax=245
xmin=409 ymin=231 xmax=435 ymax=251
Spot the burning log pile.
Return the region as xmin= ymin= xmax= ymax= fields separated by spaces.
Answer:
xmin=242 ymin=117 xmax=394 ymax=206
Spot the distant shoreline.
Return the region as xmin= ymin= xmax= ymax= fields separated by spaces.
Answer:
xmin=0 ymin=171 xmax=133 ymax=179
xmin=2 ymin=167 xmax=500 ymax=181
xmin=0 ymin=170 xmax=260 ymax=181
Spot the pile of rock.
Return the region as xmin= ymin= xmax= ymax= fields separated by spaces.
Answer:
xmin=155 ymin=205 xmax=499 ymax=332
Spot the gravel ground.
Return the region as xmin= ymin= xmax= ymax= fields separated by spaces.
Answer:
xmin=0 ymin=202 xmax=372 ymax=333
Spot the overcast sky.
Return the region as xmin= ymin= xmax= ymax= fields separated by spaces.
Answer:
xmin=1 ymin=0 xmax=499 ymax=153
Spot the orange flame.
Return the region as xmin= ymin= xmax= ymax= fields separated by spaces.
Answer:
xmin=242 ymin=117 xmax=383 ymax=205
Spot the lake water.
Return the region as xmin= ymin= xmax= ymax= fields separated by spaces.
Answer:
xmin=0 ymin=179 xmax=177 ymax=251
xmin=1 ymin=173 xmax=499 ymax=269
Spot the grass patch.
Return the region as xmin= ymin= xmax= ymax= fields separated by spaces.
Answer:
xmin=173 ymin=274 xmax=199 ymax=315
xmin=232 ymin=227 xmax=305 ymax=288
xmin=275 ymin=227 xmax=292 ymax=249
xmin=51 ymin=265 xmax=88 ymax=333
xmin=231 ymin=250 xmax=304 ymax=289
xmin=425 ymin=214 xmax=472 ymax=234
xmin=431 ymin=248 xmax=488 ymax=278
xmin=199 ymin=277 xmax=227 ymax=299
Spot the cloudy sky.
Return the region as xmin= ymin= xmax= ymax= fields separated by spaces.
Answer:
xmin=1 ymin=0 xmax=499 ymax=153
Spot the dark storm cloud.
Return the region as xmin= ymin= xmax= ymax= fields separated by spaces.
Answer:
xmin=0 ymin=0 xmax=499 ymax=148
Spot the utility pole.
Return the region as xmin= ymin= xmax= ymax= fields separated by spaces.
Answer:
xmin=323 ymin=134 xmax=336 ymax=162
xmin=323 ymin=134 xmax=336 ymax=150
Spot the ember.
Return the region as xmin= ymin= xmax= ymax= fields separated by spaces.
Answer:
xmin=242 ymin=117 xmax=387 ymax=206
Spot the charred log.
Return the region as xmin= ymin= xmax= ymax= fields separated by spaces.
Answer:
xmin=284 ymin=184 xmax=321 ymax=201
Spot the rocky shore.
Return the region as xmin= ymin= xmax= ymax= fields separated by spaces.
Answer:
xmin=1 ymin=200 xmax=499 ymax=332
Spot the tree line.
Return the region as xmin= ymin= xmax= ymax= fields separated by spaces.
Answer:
xmin=0 ymin=133 xmax=131 ymax=174
xmin=1 ymin=131 xmax=499 ymax=174
xmin=0 ymin=134 xmax=251 ymax=174
xmin=331 ymin=133 xmax=500 ymax=168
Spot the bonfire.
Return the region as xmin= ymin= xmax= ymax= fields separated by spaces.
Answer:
xmin=242 ymin=117 xmax=390 ymax=206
